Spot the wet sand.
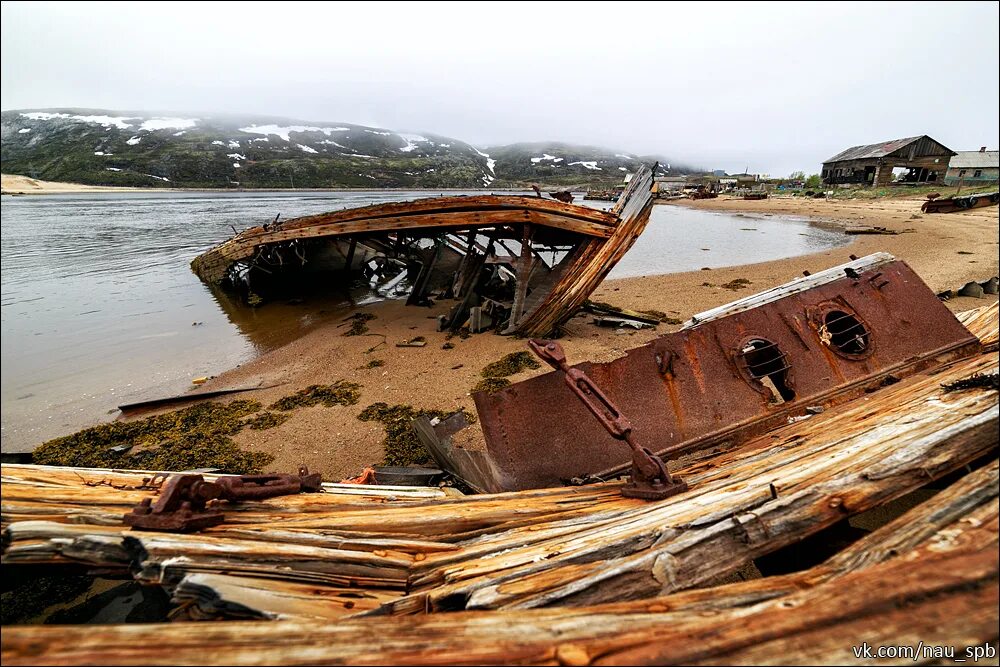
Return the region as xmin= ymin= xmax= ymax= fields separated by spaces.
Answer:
xmin=102 ymin=195 xmax=1000 ymax=479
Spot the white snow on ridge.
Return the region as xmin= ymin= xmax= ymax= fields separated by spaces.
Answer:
xmin=144 ymin=173 xmax=170 ymax=182
xmin=22 ymin=112 xmax=136 ymax=129
xmin=238 ymin=124 xmax=351 ymax=141
xmin=212 ymin=140 xmax=225 ymax=146
xmin=364 ymin=129 xmax=392 ymax=136
xmin=318 ymin=139 xmax=349 ymax=149
xmin=615 ymin=153 xmax=634 ymax=160
xmin=18 ymin=128 xmax=31 ymax=133
xmin=227 ymin=140 xmax=240 ymax=149
xmin=397 ymin=133 xmax=430 ymax=152
xmin=233 ymin=162 xmax=241 ymax=169
xmin=227 ymin=153 xmax=246 ymax=160
xmin=139 ymin=118 xmax=198 ymax=131
xmin=106 ymin=167 xmax=122 ymax=172
xmin=297 ymin=144 xmax=318 ymax=154
xmin=126 ymin=136 xmax=141 ymax=145
xmin=173 ymin=131 xmax=186 ymax=136
xmin=473 ymin=147 xmax=497 ymax=186
xmin=569 ymin=161 xmax=602 ymax=171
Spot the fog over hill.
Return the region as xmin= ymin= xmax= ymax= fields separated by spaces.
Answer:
xmin=1 ymin=109 xmax=696 ymax=189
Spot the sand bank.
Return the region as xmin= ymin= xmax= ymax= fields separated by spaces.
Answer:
xmin=80 ymin=194 xmax=1000 ymax=479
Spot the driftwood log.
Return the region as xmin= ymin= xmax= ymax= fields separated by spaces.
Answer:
xmin=3 ymin=459 xmax=996 ymax=665
xmin=0 ymin=304 xmax=996 ymax=663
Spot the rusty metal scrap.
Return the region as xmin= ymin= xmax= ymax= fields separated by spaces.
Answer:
xmin=471 ymin=253 xmax=982 ymax=491
xmin=528 ymin=339 xmax=687 ymax=500
xmin=124 ymin=467 xmax=322 ymax=532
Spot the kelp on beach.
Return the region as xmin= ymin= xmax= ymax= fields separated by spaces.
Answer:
xmin=32 ymin=400 xmax=275 ymax=474
xmin=33 ymin=381 xmax=365 ymax=474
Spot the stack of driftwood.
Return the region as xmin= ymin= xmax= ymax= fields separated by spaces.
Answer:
xmin=1 ymin=303 xmax=997 ymax=665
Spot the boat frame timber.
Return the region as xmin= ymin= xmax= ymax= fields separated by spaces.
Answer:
xmin=191 ymin=164 xmax=658 ymax=337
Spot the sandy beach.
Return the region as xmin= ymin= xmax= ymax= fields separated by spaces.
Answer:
xmin=139 ymin=193 xmax=997 ymax=481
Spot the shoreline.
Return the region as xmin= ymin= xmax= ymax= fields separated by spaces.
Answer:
xmin=172 ymin=194 xmax=999 ymax=480
xmin=1 ymin=173 xmax=532 ymax=195
xmin=9 ymin=193 xmax=998 ymax=477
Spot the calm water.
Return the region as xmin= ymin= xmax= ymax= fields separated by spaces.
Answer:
xmin=1 ymin=192 xmax=846 ymax=452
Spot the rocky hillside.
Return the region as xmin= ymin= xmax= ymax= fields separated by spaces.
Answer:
xmin=1 ymin=109 xmax=695 ymax=189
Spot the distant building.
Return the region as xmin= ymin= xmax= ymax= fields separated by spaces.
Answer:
xmin=821 ymin=135 xmax=955 ymax=187
xmin=944 ymin=148 xmax=999 ymax=186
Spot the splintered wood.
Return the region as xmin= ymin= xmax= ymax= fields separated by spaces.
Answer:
xmin=190 ymin=166 xmax=658 ymax=337
xmin=1 ymin=303 xmax=997 ymax=664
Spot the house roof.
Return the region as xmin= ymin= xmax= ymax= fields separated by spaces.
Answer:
xmin=949 ymin=150 xmax=999 ymax=169
xmin=823 ymin=135 xmax=954 ymax=164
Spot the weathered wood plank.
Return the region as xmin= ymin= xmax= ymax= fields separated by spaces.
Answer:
xmin=2 ymin=459 xmax=995 ymax=664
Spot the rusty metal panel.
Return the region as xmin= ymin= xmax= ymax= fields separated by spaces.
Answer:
xmin=473 ymin=256 xmax=982 ymax=490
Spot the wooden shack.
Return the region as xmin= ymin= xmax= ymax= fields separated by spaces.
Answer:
xmin=945 ymin=148 xmax=1000 ymax=186
xmin=821 ymin=135 xmax=955 ymax=187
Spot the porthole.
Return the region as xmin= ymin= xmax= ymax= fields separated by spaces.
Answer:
xmin=819 ymin=310 xmax=870 ymax=356
xmin=738 ymin=338 xmax=796 ymax=404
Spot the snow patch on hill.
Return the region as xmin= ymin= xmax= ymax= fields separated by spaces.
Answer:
xmin=239 ymin=124 xmax=350 ymax=141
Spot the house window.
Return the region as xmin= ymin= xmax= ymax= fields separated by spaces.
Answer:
xmin=974 ymin=170 xmax=983 ymax=178
xmin=959 ymin=170 xmax=966 ymax=177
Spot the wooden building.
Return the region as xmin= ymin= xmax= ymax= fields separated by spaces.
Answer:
xmin=821 ymin=135 xmax=955 ymax=187
xmin=944 ymin=148 xmax=999 ymax=185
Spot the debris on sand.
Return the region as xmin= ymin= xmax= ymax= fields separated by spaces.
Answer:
xmin=343 ymin=312 xmax=377 ymax=336
xmin=32 ymin=400 xmax=275 ymax=474
xmin=480 ymin=351 xmax=541 ymax=379
xmin=358 ymin=402 xmax=473 ymax=466
xmin=269 ymin=381 xmax=362 ymax=411
xmin=720 ymin=278 xmax=752 ymax=290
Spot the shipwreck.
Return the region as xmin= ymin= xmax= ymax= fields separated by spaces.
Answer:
xmin=192 ymin=164 xmax=658 ymax=337
xmin=1 ymin=300 xmax=997 ymax=663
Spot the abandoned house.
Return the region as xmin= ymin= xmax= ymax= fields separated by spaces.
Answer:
xmin=821 ymin=135 xmax=955 ymax=186
xmin=944 ymin=147 xmax=999 ymax=185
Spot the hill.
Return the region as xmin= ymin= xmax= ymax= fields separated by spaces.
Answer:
xmin=0 ymin=109 xmax=697 ymax=189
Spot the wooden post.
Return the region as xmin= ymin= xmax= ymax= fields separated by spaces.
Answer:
xmin=505 ymin=224 xmax=534 ymax=333
xmin=344 ymin=238 xmax=357 ymax=272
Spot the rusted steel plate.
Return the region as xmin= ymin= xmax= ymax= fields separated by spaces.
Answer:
xmin=474 ymin=256 xmax=982 ymax=490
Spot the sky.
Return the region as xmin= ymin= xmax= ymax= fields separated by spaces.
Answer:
xmin=2 ymin=0 xmax=998 ymax=175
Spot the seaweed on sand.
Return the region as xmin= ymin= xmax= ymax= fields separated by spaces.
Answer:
xmin=269 ymin=381 xmax=362 ymax=411
xmin=32 ymin=400 xmax=275 ymax=474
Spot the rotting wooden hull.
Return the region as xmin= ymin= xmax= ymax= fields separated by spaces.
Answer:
xmin=1 ymin=304 xmax=997 ymax=663
xmin=190 ymin=165 xmax=658 ymax=336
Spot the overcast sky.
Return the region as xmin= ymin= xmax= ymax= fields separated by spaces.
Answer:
xmin=2 ymin=1 xmax=998 ymax=175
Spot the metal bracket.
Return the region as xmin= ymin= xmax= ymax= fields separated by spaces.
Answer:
xmin=124 ymin=467 xmax=323 ymax=532
xmin=528 ymin=339 xmax=687 ymax=501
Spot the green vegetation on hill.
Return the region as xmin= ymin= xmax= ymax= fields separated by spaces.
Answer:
xmin=1 ymin=109 xmax=693 ymax=189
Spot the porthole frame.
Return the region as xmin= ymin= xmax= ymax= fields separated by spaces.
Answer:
xmin=733 ymin=335 xmax=797 ymax=402
xmin=810 ymin=302 xmax=875 ymax=361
